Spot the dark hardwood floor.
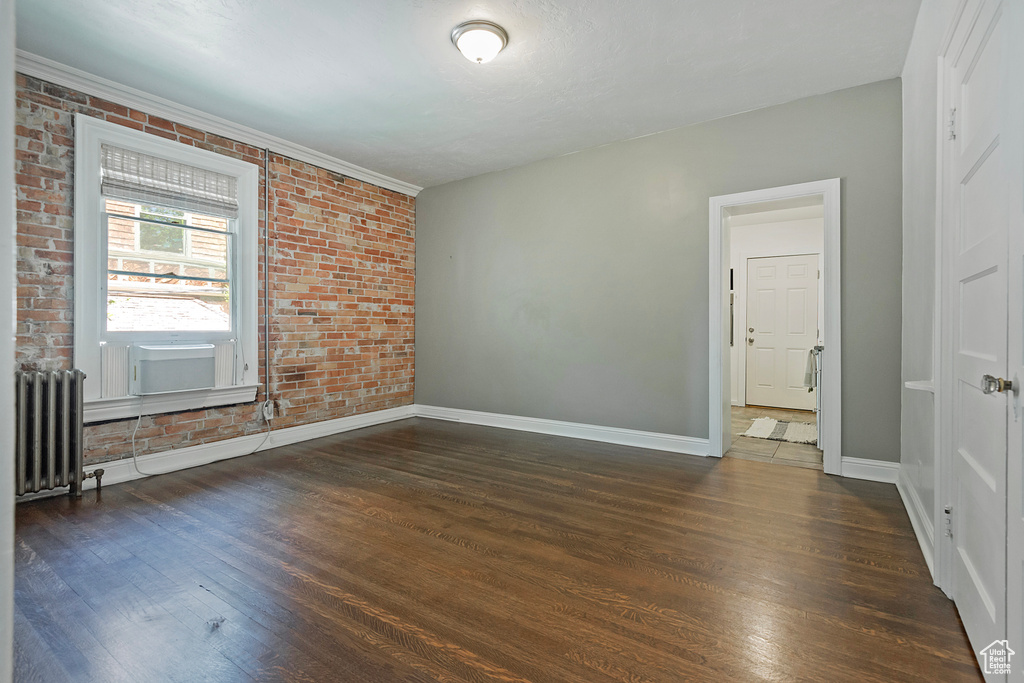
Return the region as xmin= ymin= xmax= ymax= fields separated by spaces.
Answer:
xmin=14 ymin=418 xmax=980 ymax=682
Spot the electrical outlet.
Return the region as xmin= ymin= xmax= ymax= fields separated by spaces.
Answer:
xmin=262 ymin=401 xmax=274 ymax=421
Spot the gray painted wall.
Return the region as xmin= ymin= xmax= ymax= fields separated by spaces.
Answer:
xmin=416 ymin=79 xmax=903 ymax=461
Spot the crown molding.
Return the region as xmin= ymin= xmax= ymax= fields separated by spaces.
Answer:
xmin=15 ymin=50 xmax=422 ymax=197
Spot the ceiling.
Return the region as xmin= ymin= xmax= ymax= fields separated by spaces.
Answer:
xmin=727 ymin=204 xmax=824 ymax=228
xmin=15 ymin=1 xmax=922 ymax=190
xmin=726 ymin=194 xmax=824 ymax=223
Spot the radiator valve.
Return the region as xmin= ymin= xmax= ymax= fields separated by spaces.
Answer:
xmin=84 ymin=468 xmax=104 ymax=491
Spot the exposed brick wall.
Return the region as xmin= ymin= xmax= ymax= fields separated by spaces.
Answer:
xmin=14 ymin=73 xmax=415 ymax=464
xmin=269 ymin=156 xmax=415 ymax=428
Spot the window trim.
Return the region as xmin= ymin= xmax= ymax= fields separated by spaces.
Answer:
xmin=74 ymin=116 xmax=260 ymax=421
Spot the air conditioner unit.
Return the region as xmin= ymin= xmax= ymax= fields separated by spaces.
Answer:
xmin=129 ymin=344 xmax=217 ymax=396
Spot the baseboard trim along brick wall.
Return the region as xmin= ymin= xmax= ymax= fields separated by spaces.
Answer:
xmin=76 ymin=405 xmax=418 ymax=491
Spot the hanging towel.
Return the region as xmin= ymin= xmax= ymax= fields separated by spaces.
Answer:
xmin=804 ymin=349 xmax=817 ymax=389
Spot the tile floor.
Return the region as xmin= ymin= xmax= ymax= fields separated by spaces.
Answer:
xmin=725 ymin=405 xmax=823 ymax=470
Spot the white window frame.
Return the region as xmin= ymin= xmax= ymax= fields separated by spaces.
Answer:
xmin=74 ymin=116 xmax=259 ymax=422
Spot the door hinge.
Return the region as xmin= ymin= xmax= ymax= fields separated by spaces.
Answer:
xmin=948 ymin=107 xmax=957 ymax=141
xmin=944 ymin=504 xmax=953 ymax=538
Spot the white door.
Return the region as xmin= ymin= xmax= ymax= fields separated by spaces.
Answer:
xmin=745 ymin=254 xmax=817 ymax=411
xmin=1003 ymin=0 xmax=1024 ymax=673
xmin=945 ymin=0 xmax=1009 ymax=671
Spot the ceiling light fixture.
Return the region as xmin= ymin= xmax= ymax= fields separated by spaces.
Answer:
xmin=451 ymin=20 xmax=508 ymax=64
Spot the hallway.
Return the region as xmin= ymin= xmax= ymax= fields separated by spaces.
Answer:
xmin=725 ymin=405 xmax=824 ymax=469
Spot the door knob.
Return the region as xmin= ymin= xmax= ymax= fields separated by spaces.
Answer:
xmin=747 ymin=337 xmax=754 ymax=345
xmin=982 ymin=374 xmax=1014 ymax=394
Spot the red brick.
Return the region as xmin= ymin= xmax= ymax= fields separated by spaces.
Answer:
xmin=173 ymin=123 xmax=205 ymax=141
xmin=144 ymin=126 xmax=178 ymax=141
xmin=87 ymin=97 xmax=129 ymax=117
xmin=146 ymin=115 xmax=176 ymax=131
xmin=104 ymin=115 xmax=145 ymax=132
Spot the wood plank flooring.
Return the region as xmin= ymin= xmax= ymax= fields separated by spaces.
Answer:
xmin=14 ymin=418 xmax=980 ymax=682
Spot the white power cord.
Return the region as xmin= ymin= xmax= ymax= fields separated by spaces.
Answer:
xmin=131 ymin=398 xmax=274 ymax=477
xmin=131 ymin=398 xmax=160 ymax=476
xmin=250 ymin=400 xmax=274 ymax=454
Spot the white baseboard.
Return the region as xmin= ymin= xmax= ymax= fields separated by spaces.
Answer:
xmin=82 ymin=405 xmax=416 ymax=490
xmin=896 ymin=470 xmax=936 ymax=578
xmin=413 ymin=405 xmax=710 ymax=456
xmin=70 ymin=404 xmax=904 ymax=492
xmin=840 ymin=456 xmax=900 ymax=483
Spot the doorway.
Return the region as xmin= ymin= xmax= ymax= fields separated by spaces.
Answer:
xmin=709 ymin=178 xmax=841 ymax=475
xmin=728 ymin=405 xmax=823 ymax=469
xmin=726 ymin=200 xmax=824 ymax=469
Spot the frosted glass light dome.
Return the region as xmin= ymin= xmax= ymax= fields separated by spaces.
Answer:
xmin=451 ymin=21 xmax=508 ymax=64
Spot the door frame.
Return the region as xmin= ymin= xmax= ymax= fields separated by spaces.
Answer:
xmin=708 ymin=178 xmax=842 ymax=475
xmin=931 ymin=1 xmax=963 ymax=600
xmin=1 ymin=0 xmax=15 ymax=676
xmin=1004 ymin=0 xmax=1024 ymax=661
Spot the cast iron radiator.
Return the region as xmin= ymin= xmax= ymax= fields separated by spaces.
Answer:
xmin=14 ymin=369 xmax=99 ymax=497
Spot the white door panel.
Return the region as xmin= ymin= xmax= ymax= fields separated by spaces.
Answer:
xmin=787 ymin=289 xmax=808 ymax=334
xmin=745 ymin=254 xmax=817 ymax=410
xmin=785 ymin=348 xmax=808 ymax=389
xmin=945 ymin=1 xmax=1009 ymax=675
xmin=756 ymin=288 xmax=776 ymax=334
xmin=754 ymin=348 xmax=774 ymax=387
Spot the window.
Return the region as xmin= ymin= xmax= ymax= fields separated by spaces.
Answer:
xmin=137 ymin=205 xmax=186 ymax=254
xmin=74 ymin=116 xmax=260 ymax=421
xmin=104 ymin=200 xmax=231 ymax=333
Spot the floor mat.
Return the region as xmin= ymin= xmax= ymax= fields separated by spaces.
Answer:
xmin=742 ymin=417 xmax=817 ymax=445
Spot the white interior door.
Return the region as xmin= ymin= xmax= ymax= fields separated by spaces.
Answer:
xmin=946 ymin=0 xmax=1009 ymax=671
xmin=745 ymin=254 xmax=817 ymax=411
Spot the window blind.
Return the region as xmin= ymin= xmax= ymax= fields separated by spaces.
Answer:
xmin=100 ymin=144 xmax=239 ymax=219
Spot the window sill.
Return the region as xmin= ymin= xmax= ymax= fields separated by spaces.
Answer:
xmin=84 ymin=384 xmax=259 ymax=423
